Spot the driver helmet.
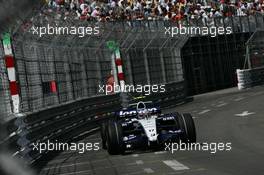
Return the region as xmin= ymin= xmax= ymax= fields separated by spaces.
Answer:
xmin=137 ymin=102 xmax=149 ymax=119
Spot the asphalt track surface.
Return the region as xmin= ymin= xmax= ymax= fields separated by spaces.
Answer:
xmin=38 ymin=86 xmax=264 ymax=175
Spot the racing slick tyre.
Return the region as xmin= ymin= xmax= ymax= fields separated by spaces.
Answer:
xmin=106 ymin=120 xmax=124 ymax=155
xmin=176 ymin=113 xmax=196 ymax=143
xmin=100 ymin=122 xmax=107 ymax=150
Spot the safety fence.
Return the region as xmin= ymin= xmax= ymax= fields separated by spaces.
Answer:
xmin=10 ymin=18 xmax=188 ymax=113
xmin=9 ymin=13 xmax=262 ymax=100
xmin=11 ymin=39 xmax=184 ymax=113
xmin=12 ymin=40 xmax=111 ymax=112
xmin=0 ymin=14 xmax=262 ymax=133
xmin=0 ymin=81 xmax=186 ymax=164
xmin=246 ymin=30 xmax=264 ymax=69
xmin=0 ymin=14 xmax=262 ymax=116
xmin=183 ymin=32 xmax=252 ymax=95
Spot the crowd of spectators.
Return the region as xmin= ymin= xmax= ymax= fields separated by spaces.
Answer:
xmin=44 ymin=0 xmax=264 ymax=22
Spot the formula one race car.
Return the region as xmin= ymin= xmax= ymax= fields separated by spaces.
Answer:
xmin=100 ymin=101 xmax=196 ymax=155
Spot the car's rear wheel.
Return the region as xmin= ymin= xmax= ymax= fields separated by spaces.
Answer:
xmin=106 ymin=120 xmax=124 ymax=155
xmin=176 ymin=113 xmax=196 ymax=143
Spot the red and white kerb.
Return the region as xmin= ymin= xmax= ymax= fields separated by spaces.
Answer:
xmin=2 ymin=34 xmax=20 ymax=113
xmin=114 ymin=49 xmax=125 ymax=91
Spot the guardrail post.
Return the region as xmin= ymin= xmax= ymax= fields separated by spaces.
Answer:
xmin=2 ymin=33 xmax=20 ymax=113
xmin=115 ymin=48 xmax=126 ymax=90
xmin=159 ymin=49 xmax=167 ymax=83
xmin=0 ymin=39 xmax=12 ymax=118
xmin=107 ymin=41 xmax=128 ymax=108
xmin=107 ymin=41 xmax=125 ymax=88
xmin=95 ymin=51 xmax=102 ymax=93
xmin=124 ymin=50 xmax=134 ymax=85
xmin=246 ymin=45 xmax=252 ymax=69
xmin=172 ymin=48 xmax=181 ymax=82
xmin=175 ymin=48 xmax=184 ymax=82
xmin=111 ymin=51 xmax=118 ymax=86
xmin=143 ymin=50 xmax=151 ymax=85
xmin=81 ymin=51 xmax=88 ymax=97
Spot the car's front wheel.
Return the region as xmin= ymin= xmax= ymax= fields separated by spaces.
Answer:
xmin=100 ymin=122 xmax=107 ymax=150
xmin=176 ymin=113 xmax=196 ymax=143
xmin=106 ymin=120 xmax=124 ymax=155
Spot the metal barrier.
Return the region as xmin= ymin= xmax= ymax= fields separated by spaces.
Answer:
xmin=0 ymin=81 xmax=186 ymax=164
xmin=237 ymin=67 xmax=264 ymax=90
xmin=0 ymin=94 xmax=118 ymax=163
xmin=14 ymin=94 xmax=120 ymax=163
xmin=237 ymin=69 xmax=252 ymax=90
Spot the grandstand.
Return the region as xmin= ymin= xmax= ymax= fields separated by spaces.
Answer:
xmin=42 ymin=0 xmax=264 ymax=22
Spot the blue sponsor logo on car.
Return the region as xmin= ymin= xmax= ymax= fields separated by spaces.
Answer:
xmin=119 ymin=108 xmax=158 ymax=116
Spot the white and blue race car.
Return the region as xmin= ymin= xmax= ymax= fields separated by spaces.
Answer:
xmin=101 ymin=101 xmax=196 ymax=155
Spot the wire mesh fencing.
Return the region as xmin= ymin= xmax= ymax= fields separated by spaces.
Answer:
xmin=4 ymin=13 xmax=263 ymax=112
xmin=11 ymin=18 xmax=191 ymax=112
xmin=13 ymin=39 xmax=112 ymax=112
xmin=246 ymin=30 xmax=264 ymax=69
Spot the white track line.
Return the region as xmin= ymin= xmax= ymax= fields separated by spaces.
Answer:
xmin=163 ymin=160 xmax=189 ymax=171
xmin=216 ymin=103 xmax=227 ymax=107
xmin=154 ymin=151 xmax=167 ymax=154
xmin=136 ymin=160 xmax=144 ymax=165
xmin=167 ymin=168 xmax=206 ymax=174
xmin=75 ymin=127 xmax=100 ymax=138
xmin=233 ymin=97 xmax=245 ymax=101
xmin=198 ymin=109 xmax=211 ymax=115
xmin=143 ymin=168 xmax=154 ymax=173
xmin=132 ymin=154 xmax=139 ymax=157
xmin=58 ymin=170 xmax=92 ymax=175
xmin=44 ymin=155 xmax=124 ymax=170
xmin=44 ymin=159 xmax=145 ymax=172
xmin=250 ymin=91 xmax=264 ymax=96
xmin=42 ymin=160 xmax=93 ymax=170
